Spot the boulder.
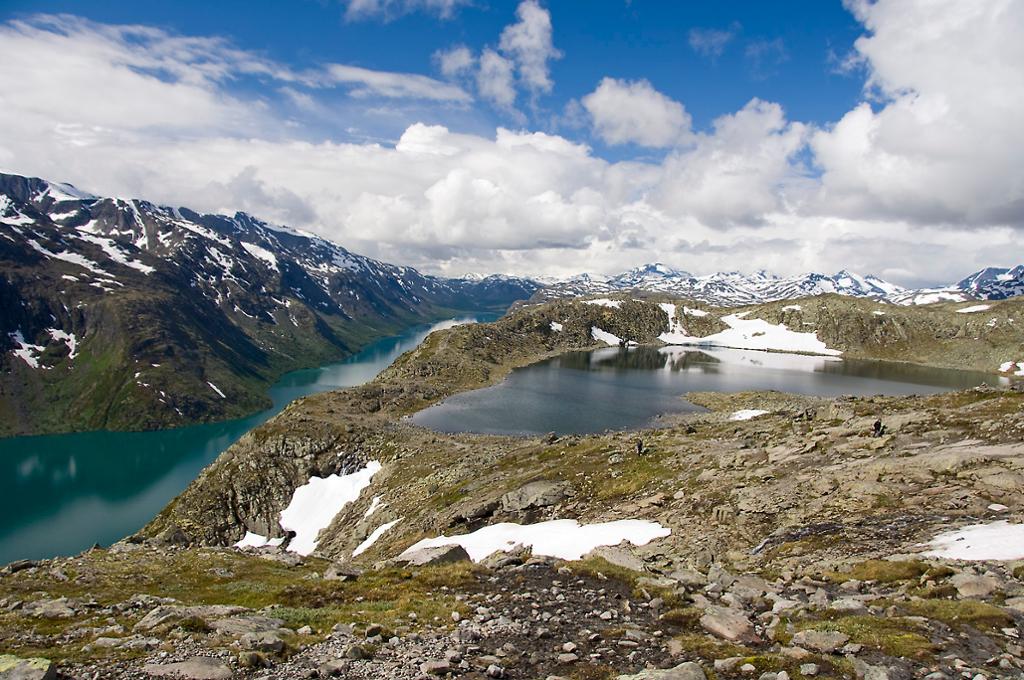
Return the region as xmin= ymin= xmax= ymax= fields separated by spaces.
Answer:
xmin=950 ymin=573 xmax=999 ymax=599
xmin=0 ymin=655 xmax=56 ymax=680
xmin=585 ymin=545 xmax=647 ymax=573
xmin=616 ymin=661 xmax=707 ymax=680
xmin=142 ymin=657 xmax=233 ymax=679
xmin=209 ymin=615 xmax=284 ymax=636
xmin=23 ymin=598 xmax=74 ymax=619
xmin=499 ymin=481 xmax=571 ymax=512
xmin=699 ymin=606 xmax=760 ymax=644
xmin=395 ymin=544 xmax=471 ymax=567
xmin=324 ymin=563 xmax=362 ymax=581
xmin=791 ymin=630 xmax=850 ymax=654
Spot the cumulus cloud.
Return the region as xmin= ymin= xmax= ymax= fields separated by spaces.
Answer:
xmin=811 ymin=0 xmax=1024 ymax=229
xmin=498 ymin=0 xmax=561 ymax=96
xmin=0 ymin=4 xmax=1021 ymax=285
xmin=476 ymin=49 xmax=519 ymax=114
xmin=581 ymin=78 xmax=692 ymax=148
xmin=688 ymin=26 xmax=738 ymax=60
xmin=342 ymin=0 xmax=469 ymax=21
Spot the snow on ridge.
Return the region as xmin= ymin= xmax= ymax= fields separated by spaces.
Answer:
xmin=77 ymin=233 xmax=155 ymax=275
xmin=47 ymin=328 xmax=78 ymax=360
xmin=353 ymin=518 xmax=401 ymax=557
xmin=280 ymin=461 xmax=382 ymax=556
xmin=241 ymin=241 xmax=279 ymax=272
xmin=400 ymin=519 xmax=671 ymax=562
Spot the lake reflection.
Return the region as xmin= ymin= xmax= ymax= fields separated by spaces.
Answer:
xmin=410 ymin=345 xmax=1003 ymax=436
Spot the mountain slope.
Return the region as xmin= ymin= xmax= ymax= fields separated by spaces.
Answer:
xmin=0 ymin=173 xmax=538 ymax=436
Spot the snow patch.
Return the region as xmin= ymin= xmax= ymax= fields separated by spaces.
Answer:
xmin=730 ymin=409 xmax=769 ymax=421
xmin=235 ymin=532 xmax=285 ymax=549
xmin=585 ymin=298 xmax=622 ymax=308
xmin=683 ymin=307 xmax=709 ymax=317
xmin=47 ymin=328 xmax=78 ymax=360
xmin=353 ymin=519 xmax=401 ymax=557
xmin=781 ymin=304 xmax=802 ymax=312
xmin=280 ymin=461 xmax=382 ymax=556
xmin=591 ymin=326 xmax=627 ymax=346
xmin=662 ymin=313 xmax=840 ymax=356
xmin=363 ymin=496 xmax=383 ymax=519
xmin=549 ymin=321 xmax=563 ymax=332
xmin=400 ymin=519 xmax=671 ymax=562
xmin=8 ymin=330 xmax=46 ymax=369
xmin=998 ymin=361 xmax=1024 ymax=376
xmin=956 ymin=304 xmax=991 ymax=314
xmin=241 ymin=242 xmax=279 ymax=271
xmin=921 ymin=521 xmax=1024 ymax=560
xmin=207 ymin=381 xmax=226 ymax=398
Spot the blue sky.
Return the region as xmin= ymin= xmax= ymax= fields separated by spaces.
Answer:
xmin=0 ymin=1 xmax=1020 ymax=285
xmin=0 ymin=0 xmax=865 ymax=153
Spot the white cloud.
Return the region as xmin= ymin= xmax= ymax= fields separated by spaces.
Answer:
xmin=688 ymin=26 xmax=737 ymax=60
xmin=435 ymin=45 xmax=475 ymax=79
xmin=811 ymin=0 xmax=1024 ymax=229
xmin=343 ymin=0 xmax=469 ymax=21
xmin=476 ymin=48 xmax=518 ymax=113
xmin=0 ymin=5 xmax=1021 ymax=286
xmin=498 ymin=0 xmax=561 ymax=95
xmin=322 ymin=64 xmax=471 ymax=101
xmin=581 ymin=78 xmax=692 ymax=148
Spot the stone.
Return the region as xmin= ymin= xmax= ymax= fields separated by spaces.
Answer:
xmin=323 ymin=563 xmax=362 ymax=581
xmin=0 ymin=655 xmax=57 ymax=680
xmin=800 ymin=664 xmax=819 ymax=677
xmin=557 ymin=653 xmax=579 ymax=664
xmin=210 ymin=615 xmax=284 ymax=636
xmin=585 ymin=545 xmax=646 ymax=573
xmin=500 ymin=481 xmax=571 ymax=512
xmin=791 ymin=630 xmax=850 ymax=654
xmin=420 ymin=660 xmax=452 ymax=675
xmin=239 ymin=631 xmax=285 ymax=654
xmin=852 ymin=658 xmax=893 ymax=680
xmin=23 ymin=598 xmax=74 ymax=619
xmin=615 ymin=662 xmax=708 ymax=680
xmin=395 ymin=544 xmax=471 ymax=567
xmin=699 ymin=606 xmax=760 ymax=644
xmin=345 ymin=644 xmax=372 ymax=660
xmin=669 ymin=568 xmax=707 ymax=587
xmin=950 ymin=573 xmax=999 ymax=599
xmin=142 ymin=658 xmax=233 ymax=680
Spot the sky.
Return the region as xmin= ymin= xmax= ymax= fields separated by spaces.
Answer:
xmin=0 ymin=0 xmax=1020 ymax=287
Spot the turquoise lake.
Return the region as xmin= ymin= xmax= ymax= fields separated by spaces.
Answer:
xmin=0 ymin=316 xmax=490 ymax=564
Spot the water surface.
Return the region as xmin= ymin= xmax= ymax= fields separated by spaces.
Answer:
xmin=0 ymin=315 xmax=492 ymax=563
xmin=411 ymin=345 xmax=1004 ymax=436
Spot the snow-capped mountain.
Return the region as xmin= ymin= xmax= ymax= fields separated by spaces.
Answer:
xmin=0 ymin=172 xmax=538 ymax=435
xmin=535 ymin=262 xmax=1022 ymax=307
xmin=534 ymin=263 xmax=908 ymax=306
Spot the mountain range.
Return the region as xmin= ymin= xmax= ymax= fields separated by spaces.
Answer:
xmin=533 ymin=262 xmax=1024 ymax=307
xmin=0 ymin=172 xmax=538 ymax=435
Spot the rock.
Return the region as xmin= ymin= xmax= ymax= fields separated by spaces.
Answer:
xmin=852 ymin=658 xmax=894 ymax=680
xmin=345 ymin=644 xmax=372 ymax=660
xmin=791 ymin=630 xmax=850 ymax=654
xmin=136 ymin=605 xmax=247 ymax=632
xmin=950 ymin=573 xmax=999 ymax=599
xmin=1004 ymin=596 xmax=1024 ymax=613
xmin=616 ymin=661 xmax=707 ymax=679
xmin=420 ymin=660 xmax=452 ymax=675
xmin=2 ymin=560 xmax=37 ymax=574
xmin=142 ymin=658 xmax=233 ymax=680
xmin=323 ymin=563 xmax=362 ymax=581
xmin=239 ymin=631 xmax=285 ymax=654
xmin=699 ymin=606 xmax=760 ymax=644
xmin=236 ymin=651 xmax=269 ymax=669
xmin=210 ymin=615 xmax=284 ymax=636
xmin=669 ymin=568 xmax=707 ymax=587
xmin=500 ymin=481 xmax=571 ymax=512
xmin=800 ymin=664 xmax=819 ymax=677
xmin=395 ymin=544 xmax=471 ymax=567
xmin=585 ymin=545 xmax=646 ymax=573
xmin=0 ymin=655 xmax=56 ymax=680
xmin=23 ymin=598 xmax=74 ymax=619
